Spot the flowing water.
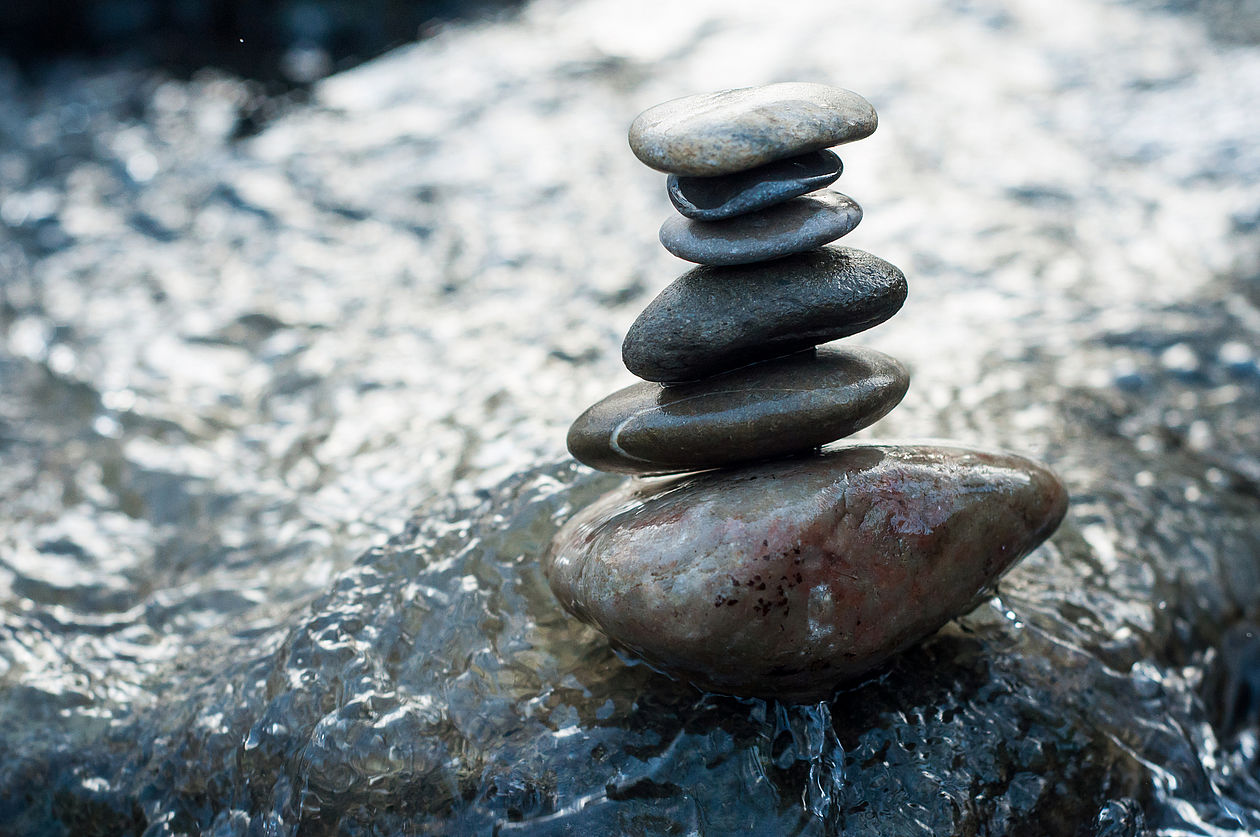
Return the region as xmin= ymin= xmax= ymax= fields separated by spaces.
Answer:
xmin=2 ymin=0 xmax=1260 ymax=833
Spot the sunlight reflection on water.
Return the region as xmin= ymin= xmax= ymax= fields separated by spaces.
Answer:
xmin=2 ymin=0 xmax=1260 ymax=832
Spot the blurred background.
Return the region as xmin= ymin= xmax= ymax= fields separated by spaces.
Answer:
xmin=2 ymin=0 xmax=1260 ymax=834
xmin=5 ymin=0 xmax=1260 ymax=82
xmin=0 ymin=0 xmax=526 ymax=82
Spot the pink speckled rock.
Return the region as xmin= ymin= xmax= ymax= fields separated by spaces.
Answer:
xmin=544 ymin=444 xmax=1068 ymax=701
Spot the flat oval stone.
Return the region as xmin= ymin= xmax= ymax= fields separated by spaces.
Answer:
xmin=660 ymin=190 xmax=861 ymax=265
xmin=544 ymin=444 xmax=1069 ymax=700
xmin=668 ymin=149 xmax=843 ymax=221
xmin=566 ymin=346 xmax=907 ymax=474
xmin=629 ymin=83 xmax=877 ymax=176
xmin=623 ymin=246 xmax=906 ymax=383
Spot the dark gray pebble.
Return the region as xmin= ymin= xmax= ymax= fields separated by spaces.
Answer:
xmin=668 ymin=150 xmax=843 ymax=221
xmin=660 ymin=190 xmax=861 ymax=265
xmin=629 ymin=83 xmax=877 ymax=176
xmin=623 ymin=246 xmax=906 ymax=382
xmin=566 ymin=346 xmax=908 ymax=475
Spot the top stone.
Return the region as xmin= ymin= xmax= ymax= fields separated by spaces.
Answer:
xmin=629 ymin=83 xmax=878 ymax=176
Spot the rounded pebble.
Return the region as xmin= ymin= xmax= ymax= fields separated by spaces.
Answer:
xmin=566 ymin=346 xmax=908 ymax=475
xmin=623 ymin=246 xmax=906 ymax=383
xmin=667 ymin=149 xmax=843 ymax=221
xmin=660 ymin=190 xmax=861 ymax=265
xmin=544 ymin=444 xmax=1069 ymax=700
xmin=629 ymin=83 xmax=878 ymax=176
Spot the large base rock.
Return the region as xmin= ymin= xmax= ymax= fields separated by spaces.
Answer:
xmin=545 ymin=444 xmax=1068 ymax=700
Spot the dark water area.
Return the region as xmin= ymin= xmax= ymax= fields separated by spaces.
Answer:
xmin=0 ymin=0 xmax=526 ymax=84
xmin=2 ymin=0 xmax=1260 ymax=833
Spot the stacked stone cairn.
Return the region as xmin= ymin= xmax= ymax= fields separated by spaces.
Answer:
xmin=544 ymin=84 xmax=1068 ymax=702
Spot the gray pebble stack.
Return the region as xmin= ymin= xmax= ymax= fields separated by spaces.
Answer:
xmin=552 ymin=83 xmax=1068 ymax=700
xmin=568 ymin=82 xmax=909 ymax=475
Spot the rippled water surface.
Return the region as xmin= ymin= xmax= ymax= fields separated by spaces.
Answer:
xmin=3 ymin=0 xmax=1260 ymax=833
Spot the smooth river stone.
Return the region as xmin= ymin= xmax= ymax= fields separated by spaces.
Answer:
xmin=566 ymin=346 xmax=907 ymax=475
xmin=660 ymin=190 xmax=861 ymax=265
xmin=544 ymin=444 xmax=1069 ymax=700
xmin=667 ymin=149 xmax=843 ymax=221
xmin=629 ymin=83 xmax=877 ymax=176
xmin=623 ymin=246 xmax=906 ymax=383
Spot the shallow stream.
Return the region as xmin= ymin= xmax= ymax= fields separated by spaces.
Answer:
xmin=3 ymin=0 xmax=1260 ymax=833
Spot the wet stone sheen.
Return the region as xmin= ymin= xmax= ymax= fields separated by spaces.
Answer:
xmin=566 ymin=346 xmax=908 ymax=474
xmin=624 ymin=246 xmax=906 ymax=383
xmin=660 ymin=190 xmax=862 ymax=265
xmin=544 ymin=444 xmax=1069 ymax=700
xmin=668 ymin=149 xmax=843 ymax=221
xmin=629 ymin=83 xmax=877 ymax=176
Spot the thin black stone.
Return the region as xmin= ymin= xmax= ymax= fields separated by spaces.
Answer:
xmin=667 ymin=150 xmax=843 ymax=221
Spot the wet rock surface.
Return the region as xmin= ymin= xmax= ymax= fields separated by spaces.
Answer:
xmin=566 ymin=346 xmax=908 ymax=474
xmin=629 ymin=82 xmax=877 ymax=175
xmin=546 ymin=445 xmax=1068 ymax=700
xmin=623 ymin=246 xmax=906 ymax=382
xmin=667 ymin=149 xmax=843 ymax=220
xmin=658 ymin=189 xmax=862 ymax=265
xmin=3 ymin=0 xmax=1260 ymax=834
